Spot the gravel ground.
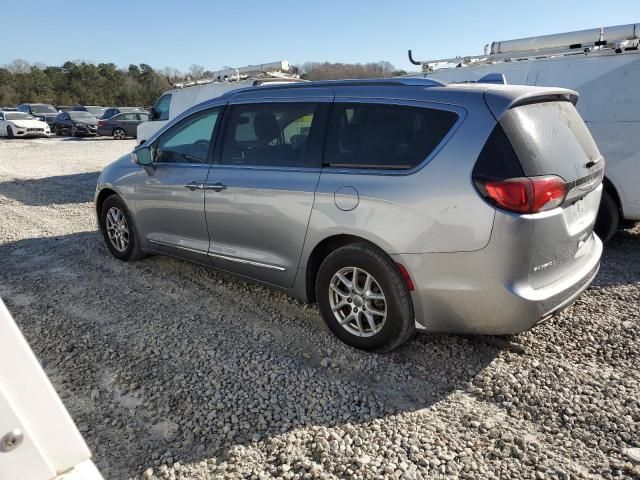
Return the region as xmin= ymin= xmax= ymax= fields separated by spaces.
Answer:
xmin=0 ymin=136 xmax=638 ymax=479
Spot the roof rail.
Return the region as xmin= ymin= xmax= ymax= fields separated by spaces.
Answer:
xmin=409 ymin=23 xmax=640 ymax=71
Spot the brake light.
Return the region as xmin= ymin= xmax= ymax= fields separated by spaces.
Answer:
xmin=98 ymin=120 xmax=105 ymax=127
xmin=476 ymin=175 xmax=567 ymax=214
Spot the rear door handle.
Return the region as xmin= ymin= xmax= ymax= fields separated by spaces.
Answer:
xmin=203 ymin=181 xmax=227 ymax=192
xmin=184 ymin=181 xmax=203 ymax=191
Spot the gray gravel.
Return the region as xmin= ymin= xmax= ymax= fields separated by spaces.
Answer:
xmin=0 ymin=136 xmax=638 ymax=479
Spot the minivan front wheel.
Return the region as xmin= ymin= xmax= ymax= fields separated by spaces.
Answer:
xmin=99 ymin=195 xmax=143 ymax=261
xmin=316 ymin=243 xmax=415 ymax=352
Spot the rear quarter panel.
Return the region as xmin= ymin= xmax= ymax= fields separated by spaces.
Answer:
xmin=301 ymin=95 xmax=499 ymax=269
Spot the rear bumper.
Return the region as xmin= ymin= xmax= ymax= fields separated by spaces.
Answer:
xmin=394 ymin=233 xmax=602 ymax=335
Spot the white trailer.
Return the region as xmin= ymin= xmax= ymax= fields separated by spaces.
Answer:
xmin=409 ymin=23 xmax=640 ymax=241
xmin=137 ymin=60 xmax=302 ymax=144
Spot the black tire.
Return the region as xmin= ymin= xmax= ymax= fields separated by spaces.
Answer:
xmin=7 ymin=126 xmax=14 ymax=138
xmin=70 ymin=125 xmax=77 ymax=137
xmin=99 ymin=195 xmax=143 ymax=261
xmin=315 ymin=243 xmax=415 ymax=352
xmin=594 ymin=190 xmax=619 ymax=243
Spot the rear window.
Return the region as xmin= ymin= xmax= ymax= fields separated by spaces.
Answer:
xmin=499 ymin=101 xmax=601 ymax=181
xmin=324 ymin=103 xmax=458 ymax=170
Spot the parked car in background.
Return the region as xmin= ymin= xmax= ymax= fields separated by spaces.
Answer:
xmin=74 ymin=105 xmax=107 ymax=118
xmin=53 ymin=111 xmax=98 ymax=137
xmin=95 ymin=79 xmax=603 ymax=352
xmin=1 ymin=106 xmax=17 ymax=111
xmin=17 ymin=103 xmax=59 ymax=130
xmin=97 ymin=112 xmax=149 ymax=140
xmin=0 ymin=111 xmax=51 ymax=138
xmin=56 ymin=106 xmax=75 ymax=112
xmin=100 ymin=107 xmax=146 ymax=120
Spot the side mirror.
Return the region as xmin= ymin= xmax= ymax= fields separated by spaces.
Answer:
xmin=149 ymin=109 xmax=158 ymax=121
xmin=132 ymin=147 xmax=153 ymax=165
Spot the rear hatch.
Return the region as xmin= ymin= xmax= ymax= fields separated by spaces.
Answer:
xmin=474 ymin=96 xmax=604 ymax=289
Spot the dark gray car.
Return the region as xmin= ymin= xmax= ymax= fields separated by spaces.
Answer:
xmin=97 ymin=112 xmax=149 ymax=140
xmin=101 ymin=107 xmax=146 ymax=120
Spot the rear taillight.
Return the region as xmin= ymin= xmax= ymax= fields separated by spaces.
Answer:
xmin=475 ymin=175 xmax=567 ymax=214
xmin=98 ymin=120 xmax=105 ymax=127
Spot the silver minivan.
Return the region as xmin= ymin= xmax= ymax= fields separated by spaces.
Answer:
xmin=95 ymin=78 xmax=603 ymax=352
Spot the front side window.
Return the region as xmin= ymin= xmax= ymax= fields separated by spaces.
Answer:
xmin=324 ymin=103 xmax=458 ymax=170
xmin=220 ymin=102 xmax=320 ymax=168
xmin=154 ymin=94 xmax=171 ymax=121
xmin=154 ymin=108 xmax=220 ymax=164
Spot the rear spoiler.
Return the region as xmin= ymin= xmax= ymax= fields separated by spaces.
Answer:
xmin=484 ymin=87 xmax=579 ymax=120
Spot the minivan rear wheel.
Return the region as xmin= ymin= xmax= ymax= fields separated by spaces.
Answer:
xmin=316 ymin=243 xmax=415 ymax=352
xmin=99 ymin=195 xmax=143 ymax=261
xmin=594 ymin=190 xmax=619 ymax=243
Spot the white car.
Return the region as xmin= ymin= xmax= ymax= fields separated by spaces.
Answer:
xmin=0 ymin=111 xmax=51 ymax=138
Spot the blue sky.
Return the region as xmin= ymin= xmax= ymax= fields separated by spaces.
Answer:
xmin=2 ymin=1 xmax=637 ymax=72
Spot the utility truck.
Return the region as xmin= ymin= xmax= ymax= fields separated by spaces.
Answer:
xmin=409 ymin=23 xmax=640 ymax=241
xmin=137 ymin=60 xmax=302 ymax=144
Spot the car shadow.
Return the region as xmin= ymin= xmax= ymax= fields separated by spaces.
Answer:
xmin=591 ymin=226 xmax=640 ymax=287
xmin=0 ymin=172 xmax=100 ymax=206
xmin=0 ymin=231 xmax=505 ymax=478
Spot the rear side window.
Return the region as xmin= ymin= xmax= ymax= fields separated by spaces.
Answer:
xmin=220 ymin=102 xmax=324 ymax=168
xmin=472 ymin=124 xmax=524 ymax=180
xmin=324 ymin=103 xmax=458 ymax=170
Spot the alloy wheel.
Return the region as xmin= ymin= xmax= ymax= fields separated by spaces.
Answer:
xmin=105 ymin=206 xmax=129 ymax=252
xmin=329 ymin=266 xmax=387 ymax=337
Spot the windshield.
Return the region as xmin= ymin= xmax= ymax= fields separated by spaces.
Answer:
xmin=69 ymin=111 xmax=95 ymax=120
xmin=30 ymin=104 xmax=58 ymax=114
xmin=85 ymin=106 xmax=106 ymax=116
xmin=5 ymin=112 xmax=35 ymax=120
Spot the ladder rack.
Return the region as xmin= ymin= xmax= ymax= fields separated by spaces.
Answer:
xmin=409 ymin=23 xmax=639 ymax=71
xmin=171 ymin=60 xmax=299 ymax=89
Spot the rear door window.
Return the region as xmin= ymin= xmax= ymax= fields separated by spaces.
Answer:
xmin=219 ymin=102 xmax=324 ymax=168
xmin=324 ymin=103 xmax=458 ymax=170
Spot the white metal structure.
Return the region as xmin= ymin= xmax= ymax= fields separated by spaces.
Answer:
xmin=0 ymin=299 xmax=102 ymax=480
xmin=137 ymin=60 xmax=302 ymax=144
xmin=408 ymin=23 xmax=640 ymax=240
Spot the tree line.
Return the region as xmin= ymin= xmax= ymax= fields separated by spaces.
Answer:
xmin=0 ymin=59 xmax=407 ymax=107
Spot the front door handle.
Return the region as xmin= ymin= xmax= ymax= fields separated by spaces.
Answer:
xmin=203 ymin=181 xmax=227 ymax=192
xmin=184 ymin=181 xmax=202 ymax=191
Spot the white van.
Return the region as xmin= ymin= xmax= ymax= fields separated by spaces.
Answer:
xmin=412 ymin=23 xmax=640 ymax=241
xmin=137 ymin=61 xmax=301 ymax=144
